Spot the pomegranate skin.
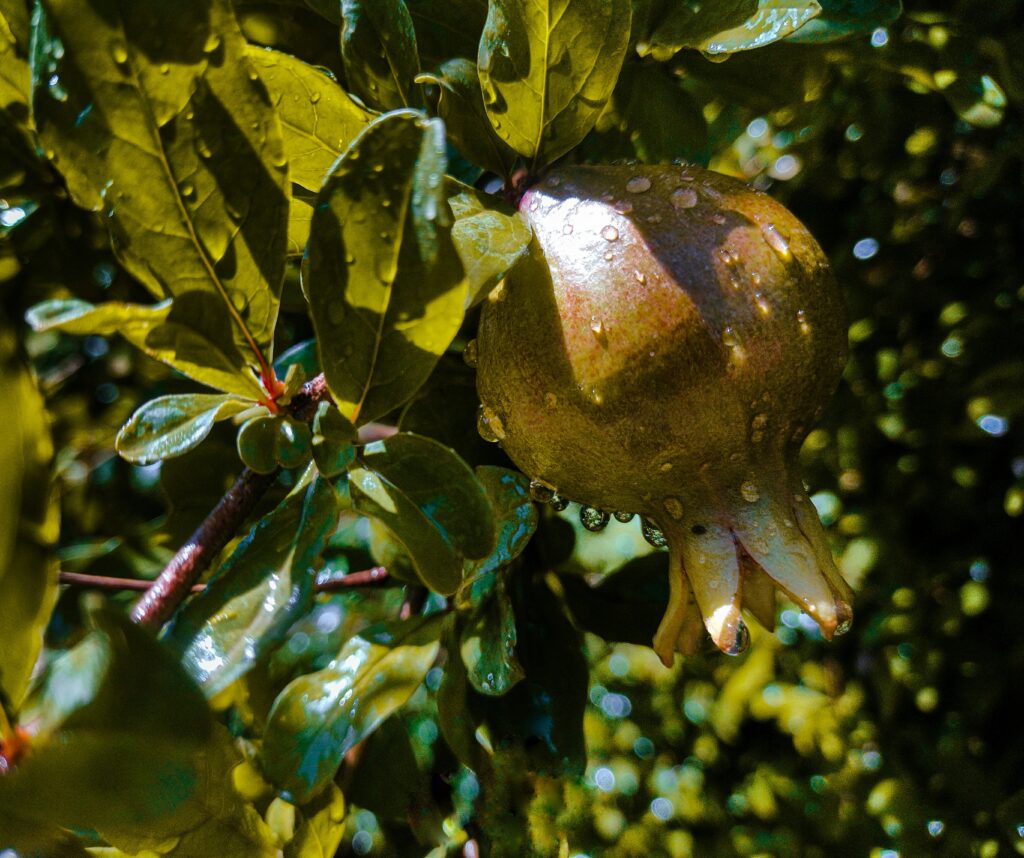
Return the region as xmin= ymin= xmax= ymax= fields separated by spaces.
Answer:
xmin=476 ymin=165 xmax=853 ymax=664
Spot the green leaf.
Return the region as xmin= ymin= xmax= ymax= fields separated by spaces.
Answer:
xmin=32 ymin=0 xmax=289 ymax=379
xmin=345 ymin=717 xmax=432 ymax=823
xmin=477 ymin=0 xmax=632 ymax=167
xmin=260 ymin=613 xmax=443 ymax=803
xmin=116 ymin=393 xmax=253 ymax=465
xmin=407 ymin=0 xmax=488 ymax=66
xmin=168 ymin=478 xmax=340 ymax=697
xmin=417 ymin=58 xmax=518 ymax=178
xmin=447 ymin=178 xmax=532 ymax=306
xmin=0 ymin=5 xmax=30 ymax=126
xmin=785 ymin=0 xmax=901 ymax=43
xmin=0 ymin=321 xmax=58 ymax=709
xmin=288 ymin=186 xmax=316 ymax=257
xmin=26 ymin=298 xmax=264 ymax=397
xmin=698 ymin=0 xmax=822 ymax=56
xmin=285 ymin=784 xmax=346 ymax=858
xmin=247 ymin=45 xmax=373 ymax=193
xmin=302 ymin=110 xmax=467 ymax=425
xmin=341 ymin=0 xmax=423 ymax=112
xmin=641 ymin=0 xmax=757 ymax=59
xmin=460 ymin=577 xmax=523 ymax=695
xmin=349 ymin=433 xmax=494 ymax=594
xmin=618 ymin=65 xmax=709 ymax=165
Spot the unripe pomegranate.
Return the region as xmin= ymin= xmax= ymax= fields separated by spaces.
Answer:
xmin=475 ymin=165 xmax=853 ymax=665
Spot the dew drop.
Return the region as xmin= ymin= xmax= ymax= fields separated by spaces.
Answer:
xmin=159 ymin=63 xmax=170 ymax=75
xmin=659 ymin=462 xmax=673 ymax=473
xmin=670 ymin=187 xmax=698 ymax=209
xmin=229 ymin=289 xmax=248 ymax=311
xmin=835 ymin=601 xmax=854 ymax=636
xmin=603 ymin=250 xmax=614 ymax=261
xmin=310 ymin=91 xmax=321 ymax=104
xmin=590 ymin=316 xmax=607 ymax=346
xmin=754 ymin=292 xmax=771 ymax=315
xmin=476 ymin=405 xmax=505 ymax=443
xmin=579 ymin=506 xmax=610 ymax=532
xmin=663 ymin=497 xmax=684 ymax=520
xmin=725 ymin=620 xmax=750 ymax=656
xmin=613 ymin=199 xmax=633 ymax=214
xmin=740 ymin=479 xmax=760 ymax=503
xmin=562 ymin=222 xmax=574 ymax=235
xmin=722 ymin=327 xmax=740 ymax=349
xmin=549 ymin=494 xmax=569 ymax=511
xmin=529 ymin=478 xmax=556 ymax=503
xmin=797 ymin=309 xmax=810 ymax=332
xmin=626 ymin=176 xmax=651 ymax=194
xmin=750 ymin=271 xmax=762 ymax=287
xmin=111 ymin=41 xmax=129 ymax=65
xmin=463 ymin=338 xmax=478 ymax=368
xmin=634 ymin=270 xmax=646 ymax=284
xmin=613 ymin=511 xmax=635 ymax=523
xmin=179 ymin=181 xmax=195 ymax=200
xmin=641 ymin=518 xmax=667 ymax=548
xmin=601 ymin=225 xmax=619 ymax=241
xmin=588 ymin=387 xmax=604 ymax=405
xmin=762 ymin=223 xmax=792 ymax=261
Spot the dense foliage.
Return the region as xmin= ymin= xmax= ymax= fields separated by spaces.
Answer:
xmin=1 ymin=0 xmax=1022 ymax=856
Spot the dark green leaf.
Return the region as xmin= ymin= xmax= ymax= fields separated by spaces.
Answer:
xmin=26 ymin=297 xmax=265 ymax=398
xmin=785 ymin=0 xmax=901 ymax=43
xmin=407 ymin=0 xmax=487 ymax=65
xmin=0 ymin=321 xmax=57 ymax=708
xmin=32 ymin=0 xmax=289 ymax=378
xmin=0 ymin=4 xmax=30 ymax=125
xmin=341 ymin=0 xmax=423 ymax=112
xmin=260 ymin=613 xmax=443 ymax=803
xmin=350 ymin=433 xmax=494 ymax=594
xmin=619 ymin=65 xmax=709 ymax=165
xmin=116 ymin=393 xmax=252 ymax=465
xmin=248 ymin=45 xmax=373 ymax=193
xmin=417 ymin=58 xmax=518 ymax=178
xmin=447 ymin=178 xmax=532 ymax=306
xmin=302 ymin=110 xmax=467 ymax=425
xmin=345 ymin=717 xmax=433 ymax=823
xmin=460 ymin=576 xmax=523 ymax=695
xmin=477 ymin=0 xmax=632 ymax=167
xmin=168 ymin=477 xmax=340 ymax=697
xmin=288 ymin=185 xmax=316 ymax=257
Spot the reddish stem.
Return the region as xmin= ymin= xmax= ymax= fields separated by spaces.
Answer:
xmin=60 ymin=565 xmax=390 ymax=594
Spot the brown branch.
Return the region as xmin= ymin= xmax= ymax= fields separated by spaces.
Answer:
xmin=63 ymin=565 xmax=391 ymax=595
xmin=130 ymin=372 xmax=335 ymax=628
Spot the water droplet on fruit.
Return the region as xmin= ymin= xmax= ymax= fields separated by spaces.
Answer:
xmin=547 ymin=175 xmax=561 ymax=187
xmin=835 ymin=601 xmax=854 ymax=635
xmin=529 ymin=478 xmax=556 ymax=503
xmin=754 ymin=292 xmax=771 ymax=315
xmin=562 ymin=222 xmax=573 ymax=235
xmin=580 ymin=506 xmax=610 ymax=531
xmin=725 ymin=621 xmax=750 ymax=656
xmin=722 ymin=327 xmax=740 ymax=350
xmin=671 ymin=187 xmax=698 ymax=209
xmin=601 ymin=225 xmax=619 ymax=241
xmin=659 ymin=462 xmax=673 ymax=473
xmin=549 ymin=494 xmax=569 ymax=511
xmin=603 ymin=250 xmax=614 ymax=261
xmin=797 ymin=309 xmax=810 ymax=332
xmin=626 ymin=176 xmax=651 ymax=193
xmin=613 ymin=511 xmax=635 ymax=523
xmin=740 ymin=479 xmax=760 ymax=503
xmin=588 ymin=387 xmax=604 ymax=405
xmin=477 ymin=405 xmax=505 ymax=443
xmin=613 ymin=199 xmax=633 ymax=214
xmin=663 ymin=497 xmax=684 ymax=520
xmin=590 ymin=316 xmax=607 ymax=346
xmin=762 ymin=223 xmax=792 ymax=261
xmin=634 ymin=270 xmax=646 ymax=284
xmin=750 ymin=271 xmax=762 ymax=287
xmin=463 ymin=339 xmax=478 ymax=367
xmin=641 ymin=518 xmax=667 ymax=547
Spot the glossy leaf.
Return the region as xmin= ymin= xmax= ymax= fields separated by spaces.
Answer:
xmin=285 ymin=784 xmax=346 ymax=858
xmin=698 ymin=0 xmax=822 ymax=55
xmin=168 ymin=477 xmax=340 ymax=697
xmin=448 ymin=178 xmax=532 ymax=306
xmin=302 ymin=110 xmax=467 ymax=425
xmin=477 ymin=0 xmax=631 ymax=167
xmin=460 ymin=577 xmax=523 ymax=695
xmin=116 ymin=393 xmax=252 ymax=465
xmin=260 ymin=613 xmax=443 ymax=803
xmin=26 ymin=298 xmax=265 ymax=398
xmin=641 ymin=0 xmax=757 ymax=59
xmin=417 ymin=58 xmax=518 ymax=178
xmin=247 ymin=45 xmax=373 ymax=193
xmin=0 ymin=321 xmax=58 ymax=708
xmin=288 ymin=186 xmax=316 ymax=257
xmin=407 ymin=0 xmax=487 ymax=65
xmin=349 ymin=433 xmax=494 ymax=594
xmin=785 ymin=0 xmax=901 ymax=42
xmin=32 ymin=0 xmax=289 ymax=377
xmin=340 ymin=0 xmax=422 ymax=112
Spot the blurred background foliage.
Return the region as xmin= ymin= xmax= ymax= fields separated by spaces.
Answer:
xmin=2 ymin=0 xmax=1023 ymax=856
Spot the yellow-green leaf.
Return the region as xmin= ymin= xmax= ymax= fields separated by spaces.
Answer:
xmin=341 ymin=0 xmax=423 ymax=112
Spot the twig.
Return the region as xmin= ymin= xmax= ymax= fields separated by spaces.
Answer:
xmin=60 ymin=565 xmax=391 ymax=595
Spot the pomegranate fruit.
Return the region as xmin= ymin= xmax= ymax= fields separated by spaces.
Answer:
xmin=474 ymin=165 xmax=853 ymax=665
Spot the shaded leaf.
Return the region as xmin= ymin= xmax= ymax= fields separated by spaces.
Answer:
xmin=168 ymin=477 xmax=340 ymax=698
xmin=477 ymin=0 xmax=632 ymax=167
xmin=0 ymin=320 xmax=58 ymax=708
xmin=0 ymin=4 xmax=30 ymax=126
xmin=260 ymin=613 xmax=443 ymax=803
xmin=32 ymin=0 xmax=289 ymax=377
xmin=285 ymin=784 xmax=347 ymax=858
xmin=247 ymin=45 xmax=373 ymax=193
xmin=116 ymin=393 xmax=253 ymax=465
xmin=619 ymin=65 xmax=709 ymax=165
xmin=417 ymin=58 xmax=518 ymax=178
xmin=345 ymin=717 xmax=433 ymax=823
xmin=26 ymin=298 xmax=265 ymax=398
xmin=350 ymin=433 xmax=494 ymax=594
xmin=407 ymin=0 xmax=488 ymax=65
xmin=341 ymin=0 xmax=422 ymax=112
xmin=301 ymin=110 xmax=467 ymax=425
xmin=288 ymin=186 xmax=316 ymax=257
xmin=448 ymin=178 xmax=531 ymax=306
xmin=785 ymin=0 xmax=901 ymax=43
xmin=460 ymin=577 xmax=523 ymax=695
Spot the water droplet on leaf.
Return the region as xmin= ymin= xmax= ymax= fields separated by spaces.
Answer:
xmin=580 ymin=506 xmax=610 ymax=531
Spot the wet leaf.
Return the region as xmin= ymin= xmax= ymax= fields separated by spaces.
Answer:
xmin=785 ymin=0 xmax=901 ymax=43
xmin=641 ymin=0 xmax=757 ymax=59
xmin=460 ymin=577 xmax=523 ymax=695
xmin=168 ymin=477 xmax=340 ymax=698
xmin=32 ymin=0 xmax=289 ymax=378
xmin=417 ymin=58 xmax=518 ymax=178
xmin=349 ymin=433 xmax=494 ymax=594
xmin=115 ymin=393 xmax=253 ymax=465
xmin=260 ymin=613 xmax=443 ymax=803
xmin=698 ymin=0 xmax=821 ymax=55
xmin=447 ymin=178 xmax=532 ymax=306
xmin=288 ymin=186 xmax=316 ymax=257
xmin=407 ymin=0 xmax=487 ymax=66
xmin=340 ymin=0 xmax=422 ymax=112
xmin=301 ymin=110 xmax=467 ymax=425
xmin=285 ymin=784 xmax=346 ymax=858
xmin=26 ymin=298 xmax=265 ymax=398
xmin=0 ymin=321 xmax=58 ymax=708
xmin=247 ymin=45 xmax=373 ymax=193
xmin=477 ymin=0 xmax=632 ymax=167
